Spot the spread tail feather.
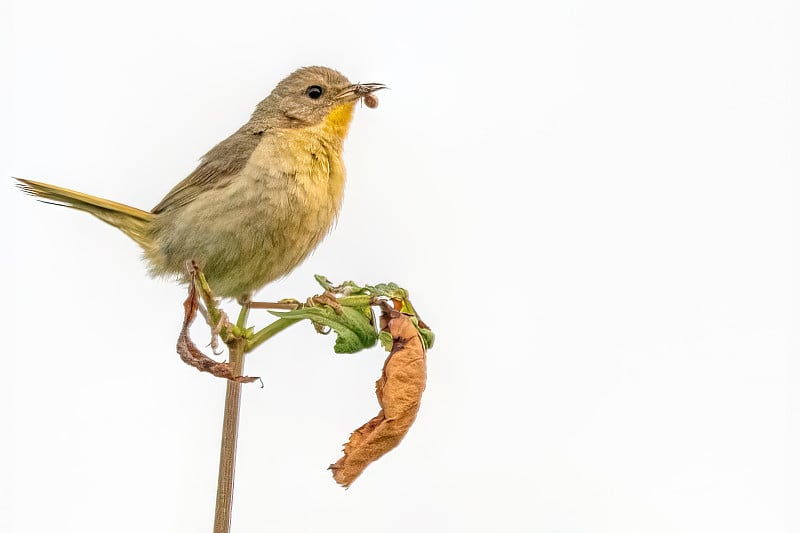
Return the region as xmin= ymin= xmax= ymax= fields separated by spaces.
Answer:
xmin=15 ymin=177 xmax=154 ymax=249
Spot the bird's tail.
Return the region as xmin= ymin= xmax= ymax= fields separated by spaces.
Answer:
xmin=15 ymin=178 xmax=154 ymax=249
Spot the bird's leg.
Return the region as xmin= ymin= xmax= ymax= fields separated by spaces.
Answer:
xmin=195 ymin=300 xmax=229 ymax=355
xmin=177 ymin=262 xmax=257 ymax=383
xmin=208 ymin=309 xmax=230 ymax=355
xmin=197 ymin=300 xmax=212 ymax=323
xmin=184 ymin=261 xmax=229 ymax=355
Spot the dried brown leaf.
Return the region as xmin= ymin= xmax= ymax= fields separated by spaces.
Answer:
xmin=329 ymin=308 xmax=427 ymax=487
xmin=176 ymin=275 xmax=258 ymax=383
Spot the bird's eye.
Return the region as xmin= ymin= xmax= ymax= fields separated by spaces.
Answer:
xmin=306 ymin=85 xmax=324 ymax=99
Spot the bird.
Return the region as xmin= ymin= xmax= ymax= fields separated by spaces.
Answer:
xmin=16 ymin=66 xmax=385 ymax=303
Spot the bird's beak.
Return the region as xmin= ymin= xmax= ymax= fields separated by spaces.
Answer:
xmin=335 ymin=83 xmax=387 ymax=101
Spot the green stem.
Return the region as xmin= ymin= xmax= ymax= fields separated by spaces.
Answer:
xmin=246 ymin=318 xmax=302 ymax=353
xmin=236 ymin=304 xmax=250 ymax=330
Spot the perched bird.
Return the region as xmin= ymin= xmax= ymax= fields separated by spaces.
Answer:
xmin=17 ymin=66 xmax=385 ymax=302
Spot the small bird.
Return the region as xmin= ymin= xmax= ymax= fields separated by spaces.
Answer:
xmin=17 ymin=66 xmax=385 ymax=302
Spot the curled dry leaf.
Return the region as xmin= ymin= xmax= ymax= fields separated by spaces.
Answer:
xmin=329 ymin=307 xmax=427 ymax=487
xmin=176 ymin=272 xmax=258 ymax=383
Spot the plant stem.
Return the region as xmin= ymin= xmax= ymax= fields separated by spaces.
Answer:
xmin=247 ymin=317 xmax=302 ymax=352
xmin=236 ymin=304 xmax=250 ymax=330
xmin=213 ymin=304 xmax=298 ymax=531
xmin=213 ymin=336 xmax=246 ymax=533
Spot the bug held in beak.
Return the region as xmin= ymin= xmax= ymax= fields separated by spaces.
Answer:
xmin=335 ymin=83 xmax=387 ymax=103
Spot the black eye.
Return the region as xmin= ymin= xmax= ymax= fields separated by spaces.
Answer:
xmin=306 ymin=85 xmax=324 ymax=99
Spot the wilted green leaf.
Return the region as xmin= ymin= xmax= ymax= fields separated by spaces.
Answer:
xmin=271 ymin=305 xmax=378 ymax=354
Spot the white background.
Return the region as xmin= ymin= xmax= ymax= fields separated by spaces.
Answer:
xmin=3 ymin=1 xmax=798 ymax=532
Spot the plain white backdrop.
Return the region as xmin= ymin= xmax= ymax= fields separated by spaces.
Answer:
xmin=3 ymin=1 xmax=798 ymax=532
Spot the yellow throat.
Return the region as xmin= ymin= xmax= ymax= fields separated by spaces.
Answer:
xmin=322 ymin=101 xmax=357 ymax=139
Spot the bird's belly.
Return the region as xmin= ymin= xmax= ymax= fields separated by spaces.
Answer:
xmin=149 ymin=162 xmax=343 ymax=299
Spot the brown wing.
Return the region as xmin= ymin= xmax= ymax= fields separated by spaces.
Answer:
xmin=151 ymin=128 xmax=263 ymax=214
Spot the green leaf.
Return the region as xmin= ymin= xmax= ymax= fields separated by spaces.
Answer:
xmin=271 ymin=305 xmax=378 ymax=354
xmin=418 ymin=327 xmax=435 ymax=349
xmin=378 ymin=330 xmax=393 ymax=351
xmin=366 ymin=283 xmax=409 ymax=301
